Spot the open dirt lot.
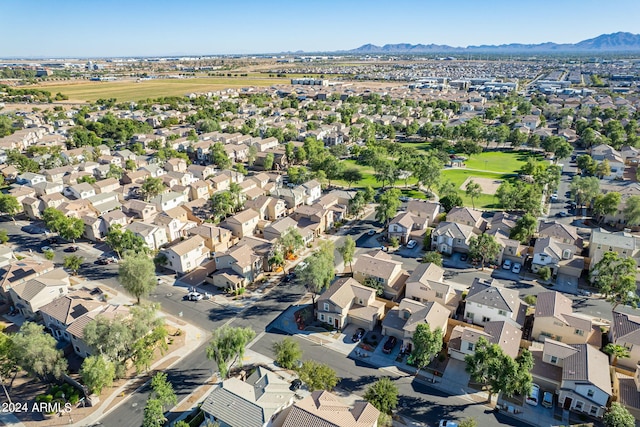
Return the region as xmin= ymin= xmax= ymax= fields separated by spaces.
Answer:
xmin=460 ymin=176 xmax=503 ymax=195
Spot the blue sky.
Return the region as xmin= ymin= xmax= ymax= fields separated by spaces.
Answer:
xmin=3 ymin=0 xmax=640 ymax=57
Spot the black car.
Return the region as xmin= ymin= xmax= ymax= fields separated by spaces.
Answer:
xmin=460 ymin=253 xmax=468 ymax=262
xmin=21 ymin=225 xmax=45 ymax=235
xmin=96 ymin=257 xmax=110 ymax=265
xmin=290 ymin=379 xmax=302 ymax=391
xmin=382 ymin=336 xmax=397 ymax=354
xmin=351 ymin=328 xmax=365 ymax=342
xmin=65 ymin=245 xmax=79 ymax=252
xmin=283 ymin=272 xmax=295 ymax=282
xmin=46 ymin=237 xmax=58 ymax=244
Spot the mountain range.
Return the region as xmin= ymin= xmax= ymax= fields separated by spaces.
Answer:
xmin=348 ymin=32 xmax=640 ymax=54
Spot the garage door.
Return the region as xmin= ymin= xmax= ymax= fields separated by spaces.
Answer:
xmin=348 ymin=316 xmax=373 ymax=331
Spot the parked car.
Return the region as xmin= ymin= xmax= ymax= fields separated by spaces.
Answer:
xmin=96 ymin=257 xmax=110 ymax=265
xmin=41 ymin=246 xmax=53 ymax=252
xmin=184 ymin=292 xmax=203 ymax=301
xmin=526 ymin=384 xmax=540 ymax=406
xmin=22 ymin=225 xmax=45 ymax=235
xmin=542 ymin=391 xmax=553 ymax=408
xmin=382 ymin=336 xmax=397 ymax=354
xmin=556 ymin=211 xmax=569 ymax=217
xmin=460 ymin=253 xmax=468 ymax=262
xmin=65 ymin=245 xmax=79 ymax=253
xmin=283 ymin=273 xmax=295 ymax=282
xmin=512 ymin=263 xmax=521 ymax=274
xmin=46 ymin=237 xmax=58 ymax=244
xmin=406 ymin=240 xmax=417 ymax=249
xmin=290 ymin=379 xmax=302 ymax=391
xmin=550 ymin=193 xmax=558 ymax=201
xmin=439 ymin=421 xmax=458 ymax=427
xmin=502 ymin=259 xmax=512 ymax=270
xmin=351 ymin=328 xmax=365 ymax=342
xmin=367 ymin=229 xmax=376 ymax=236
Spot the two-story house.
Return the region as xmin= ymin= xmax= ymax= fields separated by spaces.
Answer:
xmin=316 ymin=277 xmax=385 ymax=331
xmin=464 ymin=278 xmax=527 ymax=327
xmin=431 ymin=221 xmax=478 ymax=255
xmin=301 ymin=179 xmax=322 ymax=205
xmin=150 ymin=191 xmax=187 ymax=212
xmin=125 ymin=221 xmax=168 ymax=251
xmin=160 ymin=235 xmax=208 ymax=274
xmin=188 ymin=224 xmax=234 ymax=254
xmin=209 ymin=244 xmax=263 ymax=289
xmin=609 ymin=305 xmax=640 ymax=371
xmin=388 ymin=212 xmax=426 ymax=245
xmin=122 ymin=200 xmax=158 ymax=221
xmin=447 ymin=206 xmax=487 ymax=233
xmin=448 ymin=320 xmax=522 ymax=360
xmin=531 ymin=236 xmax=583 ymax=278
xmin=381 ymin=298 xmax=449 ymax=351
xmin=222 ymin=209 xmax=260 ymax=239
xmin=406 ymin=200 xmax=441 ymax=227
xmin=532 ymin=291 xmax=597 ymax=345
xmin=66 ymin=182 xmax=97 ymax=200
xmin=352 ymin=250 xmax=406 ymax=300
xmin=404 ymin=262 xmax=459 ymax=310
xmin=8 ymin=268 xmax=70 ymax=319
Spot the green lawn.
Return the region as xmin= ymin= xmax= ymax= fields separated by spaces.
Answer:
xmin=464 ymin=151 xmax=541 ymax=173
xmin=335 ymin=159 xmax=420 ymax=189
xmin=441 ymin=169 xmax=512 ymax=210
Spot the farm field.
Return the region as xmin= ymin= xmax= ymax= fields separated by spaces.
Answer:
xmin=31 ymin=76 xmax=287 ymax=102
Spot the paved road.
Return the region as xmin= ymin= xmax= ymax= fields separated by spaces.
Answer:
xmin=252 ymin=332 xmax=528 ymax=427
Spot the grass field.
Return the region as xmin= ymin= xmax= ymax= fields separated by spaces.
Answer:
xmin=32 ymin=76 xmax=288 ymax=102
xmin=464 ymin=151 xmax=540 ymax=173
xmin=334 ymin=159 xmax=421 ymax=189
xmin=441 ymin=169 xmax=511 ymax=209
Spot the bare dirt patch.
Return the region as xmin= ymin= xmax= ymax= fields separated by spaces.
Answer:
xmin=460 ymin=176 xmax=503 ymax=195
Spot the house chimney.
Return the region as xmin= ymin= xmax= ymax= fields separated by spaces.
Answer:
xmin=634 ymin=363 xmax=640 ymax=392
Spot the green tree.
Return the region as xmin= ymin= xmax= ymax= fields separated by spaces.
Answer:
xmin=0 ymin=229 xmax=8 ymax=245
xmin=570 ymin=175 xmax=600 ymax=211
xmin=206 ymin=326 xmax=256 ymax=379
xmin=593 ymin=192 xmax=621 ymax=223
xmin=118 ymin=252 xmax=157 ymax=304
xmin=298 ymin=360 xmax=339 ymax=391
xmin=591 ymin=251 xmax=639 ymax=308
xmin=623 ymin=195 xmax=640 ymax=226
xmin=363 ymin=186 xmax=376 ymax=203
xmin=0 ymin=195 xmax=21 ymax=223
xmin=414 ymin=154 xmax=443 ymax=193
xmin=141 ymin=176 xmax=164 ymax=201
xmin=43 ymin=249 xmax=55 ymax=261
xmin=58 ymin=216 xmax=84 ymax=242
xmin=63 ymin=255 xmax=83 ymax=275
xmin=465 ymin=337 xmax=533 ymax=402
xmin=459 ymin=418 xmax=478 ymax=427
xmin=603 ymin=402 xmax=635 ymax=427
xmin=106 ymin=164 xmax=124 ymax=180
xmin=263 ymin=153 xmax=274 ymax=170
xmin=277 ymin=229 xmax=304 ymax=258
xmin=247 ymin=145 xmax=258 ymax=166
xmin=440 ymin=194 xmax=463 ymax=212
xmin=142 ymin=398 xmax=165 ymax=427
xmin=298 ymin=241 xmax=335 ymax=304
xmin=421 ymin=251 xmax=442 ymax=266
xmin=363 ymin=377 xmax=398 ymax=415
xmin=603 ymin=343 xmax=631 ymax=367
xmin=596 ymin=159 xmax=611 ymax=178
xmin=374 ymin=160 xmax=399 ymax=189
xmin=409 ymin=325 xmax=443 ymax=376
xmin=469 ymin=234 xmax=501 ymax=271
xmin=210 ymin=191 xmax=235 ymax=223
xmin=210 ymin=142 xmax=231 ymax=170
xmin=348 ymin=192 xmax=366 ymax=218
xmin=538 ymin=266 xmax=552 ymax=281
xmin=375 ymin=188 xmax=401 ymax=226
xmin=150 ymin=372 xmax=177 ymax=409
xmin=80 ymin=355 xmax=116 ymax=395
xmin=342 ymin=168 xmax=363 ymax=188
xmin=105 ymin=224 xmax=149 ymax=258
xmin=337 ymin=236 xmax=355 ymax=274
xmin=11 ymin=322 xmax=67 ymax=382
xmin=465 ymin=180 xmax=482 ymax=209
xmin=0 ymin=328 xmax=17 ymax=388
xmin=509 ymin=213 xmax=537 ymax=244
xmin=272 ymin=338 xmax=303 ymax=370
xmin=438 ymin=180 xmax=457 ymax=198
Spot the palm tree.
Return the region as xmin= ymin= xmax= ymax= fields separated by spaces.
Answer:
xmin=603 ymin=343 xmax=630 ymax=366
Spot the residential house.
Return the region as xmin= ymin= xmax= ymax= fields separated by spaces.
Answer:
xmin=406 ymin=200 xmax=441 ymax=227
xmin=201 ymin=366 xmax=295 ymax=427
xmin=300 ymin=180 xmax=322 ymax=205
xmin=464 ymin=278 xmax=527 ymax=327
xmin=589 ymin=229 xmax=640 ymax=271
xmin=32 ymin=181 xmax=64 ymax=197
xmin=381 ymin=298 xmax=449 ymax=350
xmin=316 ymin=277 xmax=385 ymax=331
xmin=66 ymin=182 xmax=97 ymax=200
xmin=591 ymin=144 xmax=625 ymax=179
xmin=532 ymin=291 xmax=597 ymax=345
xmin=160 ymin=235 xmax=208 ymax=274
xmin=164 ymin=158 xmax=187 ymax=173
xmin=93 ymin=177 xmax=120 ymax=194
xmin=150 ymin=191 xmax=187 ymax=212
xmin=236 ymin=235 xmax=275 ymax=273
xmin=388 ymin=212 xmax=425 ymax=245
xmin=16 ymin=172 xmax=46 ymax=187
xmin=531 ymin=236 xmax=584 ymax=278
xmin=209 ymin=244 xmax=263 ymax=288
xmin=446 ymin=206 xmax=487 ymax=232
xmin=262 ymin=216 xmax=298 ymax=242
xmin=101 ymin=210 xmax=129 ymax=230
xmin=8 ymin=268 xmax=70 ymax=318
xmin=125 ymin=221 xmax=168 ymax=251
xmin=188 ymin=224 xmax=234 ymax=254
xmin=22 ymin=196 xmax=43 ymax=219
xmin=404 ymin=262 xmax=459 ymax=310
xmin=611 ymin=364 xmax=640 ymax=422
xmin=122 ymin=200 xmax=158 ymax=221
xmin=83 ymin=216 xmax=107 ymax=241
xmin=609 ymin=305 xmax=640 ymax=371
xmin=291 ymin=204 xmax=334 ymax=235
xmin=210 ymin=174 xmax=231 ymax=192
xmin=274 ymin=390 xmax=379 ymax=427
xmin=64 ymin=304 xmax=130 ymax=357
xmin=431 ymin=222 xmax=478 ymax=255
xmin=187 ymin=164 xmax=216 ymax=180
xmin=222 ymin=209 xmax=260 ymax=239
xmin=448 ymin=321 xmax=522 ymax=360
xmin=271 ymin=187 xmax=305 ymax=210
xmin=352 ymin=250 xmax=406 ymax=300
xmin=539 ymin=221 xmax=581 ymax=246
xmin=189 ymin=180 xmax=211 ymax=202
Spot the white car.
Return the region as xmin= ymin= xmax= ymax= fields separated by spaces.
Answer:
xmin=406 ymin=240 xmax=417 ymax=249
xmin=550 ymin=193 xmax=558 ymax=201
xmin=41 ymin=246 xmax=53 ymax=252
xmin=439 ymin=421 xmax=458 ymax=427
xmin=511 ymin=263 xmax=521 ymax=274
xmin=526 ymin=383 xmax=540 ymax=406
xmin=185 ymin=292 xmax=203 ymax=301
xmin=502 ymin=259 xmax=512 ymax=270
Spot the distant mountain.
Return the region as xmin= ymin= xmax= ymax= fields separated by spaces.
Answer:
xmin=348 ymin=32 xmax=640 ymax=54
